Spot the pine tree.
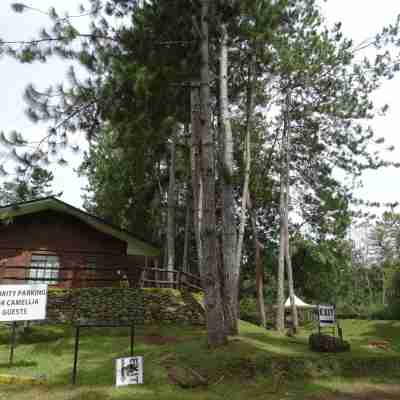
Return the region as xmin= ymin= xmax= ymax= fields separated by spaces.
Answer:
xmin=0 ymin=166 xmax=54 ymax=205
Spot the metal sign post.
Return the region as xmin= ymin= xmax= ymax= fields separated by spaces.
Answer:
xmin=8 ymin=321 xmax=17 ymax=367
xmin=72 ymin=325 xmax=81 ymax=385
xmin=130 ymin=324 xmax=134 ymax=357
xmin=71 ymin=322 xmax=136 ymax=385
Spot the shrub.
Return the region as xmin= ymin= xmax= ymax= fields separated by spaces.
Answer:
xmin=369 ymin=301 xmax=400 ymax=320
xmin=336 ymin=302 xmax=373 ymax=320
xmin=240 ymin=298 xmax=262 ymax=326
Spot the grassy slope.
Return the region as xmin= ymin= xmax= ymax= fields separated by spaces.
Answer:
xmin=0 ymin=320 xmax=399 ymax=400
xmin=240 ymin=319 xmax=400 ymax=358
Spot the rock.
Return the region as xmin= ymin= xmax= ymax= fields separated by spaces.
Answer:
xmin=309 ymin=333 xmax=351 ymax=353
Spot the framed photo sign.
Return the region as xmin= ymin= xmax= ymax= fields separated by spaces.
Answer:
xmin=116 ymin=356 xmax=143 ymax=387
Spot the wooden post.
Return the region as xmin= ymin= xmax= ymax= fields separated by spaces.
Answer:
xmin=177 ymin=271 xmax=182 ymax=290
xmin=144 ymin=256 xmax=148 ymax=288
xmin=139 ymin=269 xmax=145 ymax=289
xmin=0 ymin=263 xmax=6 ymax=284
xmin=72 ymin=260 xmax=78 ymax=289
xmin=153 ymin=260 xmax=158 ymax=288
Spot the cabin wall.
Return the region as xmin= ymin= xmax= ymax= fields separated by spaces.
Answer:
xmin=0 ymin=210 xmax=129 ymax=288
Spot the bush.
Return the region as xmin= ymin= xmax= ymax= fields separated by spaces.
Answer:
xmin=369 ymin=301 xmax=400 ymax=320
xmin=239 ymin=298 xmax=260 ymax=325
xmin=309 ymin=333 xmax=350 ymax=353
xmin=335 ymin=303 xmax=359 ymax=319
xmin=336 ymin=302 xmax=375 ymax=320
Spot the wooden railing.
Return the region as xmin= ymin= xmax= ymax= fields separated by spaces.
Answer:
xmin=137 ymin=267 xmax=202 ymax=291
xmin=0 ymin=265 xmax=203 ymax=292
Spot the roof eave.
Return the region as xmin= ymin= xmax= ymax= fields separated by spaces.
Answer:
xmin=0 ymin=198 xmax=160 ymax=257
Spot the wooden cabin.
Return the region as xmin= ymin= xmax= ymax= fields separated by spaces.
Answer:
xmin=0 ymin=197 xmax=159 ymax=288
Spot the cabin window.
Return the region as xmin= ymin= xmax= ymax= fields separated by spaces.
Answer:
xmin=29 ymin=254 xmax=60 ymax=285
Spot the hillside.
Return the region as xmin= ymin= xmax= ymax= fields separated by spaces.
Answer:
xmin=0 ymin=320 xmax=400 ymax=399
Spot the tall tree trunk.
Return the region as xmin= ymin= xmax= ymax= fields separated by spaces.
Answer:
xmin=236 ymin=51 xmax=255 ymax=273
xmin=276 ymin=163 xmax=286 ymax=332
xmin=232 ymin=50 xmax=256 ymax=334
xmin=183 ymin=182 xmax=191 ymax=274
xmin=250 ymin=129 xmax=279 ymax=330
xmin=285 ymin=223 xmax=298 ymax=330
xmin=365 ymin=270 xmax=373 ymax=305
xmin=248 ymin=194 xmax=266 ymax=328
xmin=276 ymin=94 xmax=291 ymax=333
xmin=285 ymin=94 xmax=298 ymax=330
xmin=283 ymin=92 xmax=298 ymax=331
xmin=382 ymin=270 xmax=386 ymax=305
xmin=191 ymin=85 xmax=203 ymax=273
xmin=199 ymin=0 xmax=227 ymax=347
xmin=219 ymin=22 xmax=238 ymax=336
xmin=167 ymin=131 xmax=176 ymax=283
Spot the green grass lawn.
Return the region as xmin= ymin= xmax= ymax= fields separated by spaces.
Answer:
xmin=240 ymin=318 xmax=400 ymax=357
xmin=0 ymin=320 xmax=399 ymax=400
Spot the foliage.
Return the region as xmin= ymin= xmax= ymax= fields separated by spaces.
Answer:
xmin=369 ymin=211 xmax=400 ymax=265
xmin=370 ymin=301 xmax=400 ymax=321
xmin=2 ymin=0 xmax=400 ymax=340
xmin=78 ymin=128 xmax=164 ymax=241
xmin=239 ymin=297 xmax=261 ymax=326
xmin=0 ymin=166 xmax=54 ymax=206
xmin=290 ymin=237 xmax=352 ymax=305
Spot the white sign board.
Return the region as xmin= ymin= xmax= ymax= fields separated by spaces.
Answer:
xmin=116 ymin=356 xmax=143 ymax=386
xmin=0 ymin=284 xmax=48 ymax=322
xmin=318 ymin=305 xmax=335 ymax=327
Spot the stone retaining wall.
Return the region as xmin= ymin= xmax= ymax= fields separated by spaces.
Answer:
xmin=46 ymin=287 xmax=205 ymax=325
xmin=143 ymin=288 xmax=204 ymax=325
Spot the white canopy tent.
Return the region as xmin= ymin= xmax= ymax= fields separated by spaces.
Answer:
xmin=284 ymin=295 xmax=316 ymax=308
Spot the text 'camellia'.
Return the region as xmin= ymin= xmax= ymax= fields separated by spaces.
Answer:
xmin=0 ymin=284 xmax=48 ymax=322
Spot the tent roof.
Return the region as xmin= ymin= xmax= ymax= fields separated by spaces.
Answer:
xmin=0 ymin=197 xmax=159 ymax=257
xmin=284 ymin=295 xmax=316 ymax=308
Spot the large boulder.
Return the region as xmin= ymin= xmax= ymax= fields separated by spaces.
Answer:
xmin=309 ymin=333 xmax=350 ymax=353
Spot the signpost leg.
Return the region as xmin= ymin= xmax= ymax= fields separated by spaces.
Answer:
xmin=130 ymin=324 xmax=134 ymax=357
xmin=72 ymin=326 xmax=80 ymax=384
xmin=9 ymin=322 xmax=17 ymax=367
xmin=317 ymin=305 xmax=321 ymax=336
xmin=338 ymin=320 xmax=343 ymax=342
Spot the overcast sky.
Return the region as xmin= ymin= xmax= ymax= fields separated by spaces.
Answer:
xmin=0 ymin=0 xmax=88 ymax=207
xmin=1 ymin=1 xmax=400 ymax=211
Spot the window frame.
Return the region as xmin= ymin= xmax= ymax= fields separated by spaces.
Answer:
xmin=29 ymin=253 xmax=60 ymax=285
